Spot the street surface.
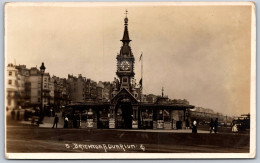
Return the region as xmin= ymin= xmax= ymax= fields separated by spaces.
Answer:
xmin=6 ymin=120 xmax=249 ymax=153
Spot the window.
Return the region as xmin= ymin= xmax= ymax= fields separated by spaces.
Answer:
xmin=44 ymin=83 xmax=47 ymax=88
xmin=9 ymin=71 xmax=12 ymax=76
xmin=123 ymin=77 xmax=127 ymax=83
xmin=38 ymin=98 xmax=41 ymax=102
xmin=8 ymin=80 xmax=12 ymax=85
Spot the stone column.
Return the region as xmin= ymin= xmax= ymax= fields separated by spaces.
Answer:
xmin=132 ymin=105 xmax=138 ymax=129
xmin=109 ymin=105 xmax=115 ymax=128
xmin=182 ymin=109 xmax=186 ymax=129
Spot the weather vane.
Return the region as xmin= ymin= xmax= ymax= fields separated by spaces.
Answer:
xmin=125 ymin=9 xmax=128 ymax=17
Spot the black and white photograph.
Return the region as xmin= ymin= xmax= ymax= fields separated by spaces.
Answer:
xmin=4 ymin=2 xmax=256 ymax=159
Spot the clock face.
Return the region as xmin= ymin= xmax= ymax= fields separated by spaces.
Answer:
xmin=120 ymin=60 xmax=131 ymax=71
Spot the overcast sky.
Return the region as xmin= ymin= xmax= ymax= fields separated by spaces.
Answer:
xmin=5 ymin=3 xmax=252 ymax=116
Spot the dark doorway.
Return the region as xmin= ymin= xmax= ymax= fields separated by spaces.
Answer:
xmin=116 ymin=101 xmax=133 ymax=129
xmin=97 ymin=108 xmax=109 ymax=129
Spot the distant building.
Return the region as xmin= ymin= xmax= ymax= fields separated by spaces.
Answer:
xmin=26 ymin=67 xmax=53 ymax=107
xmin=27 ymin=67 xmax=41 ymax=105
xmin=52 ymin=76 xmax=70 ymax=107
xmin=97 ymin=81 xmax=104 ymax=101
xmin=67 ymin=74 xmax=86 ymax=103
xmin=15 ymin=65 xmax=30 ymax=107
xmin=103 ymin=81 xmax=113 ymax=102
xmin=143 ymin=94 xmax=158 ymax=103
xmin=189 ymin=107 xmax=229 ymax=123
xmin=6 ymin=64 xmax=18 ymax=110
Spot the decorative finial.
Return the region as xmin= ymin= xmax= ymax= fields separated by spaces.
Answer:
xmin=124 ymin=9 xmax=128 ymax=17
xmin=162 ymin=87 xmax=164 ymax=97
xmin=124 ymin=9 xmax=128 ymax=25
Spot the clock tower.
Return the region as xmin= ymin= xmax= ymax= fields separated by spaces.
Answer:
xmin=115 ymin=11 xmax=136 ymax=92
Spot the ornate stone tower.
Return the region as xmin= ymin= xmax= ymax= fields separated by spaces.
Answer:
xmin=115 ymin=11 xmax=137 ymax=93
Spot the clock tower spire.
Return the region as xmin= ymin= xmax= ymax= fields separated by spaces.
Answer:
xmin=121 ymin=9 xmax=131 ymax=44
xmin=115 ymin=10 xmax=136 ymax=92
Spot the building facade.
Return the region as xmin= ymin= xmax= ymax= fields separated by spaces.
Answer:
xmin=52 ymin=76 xmax=70 ymax=107
xmin=6 ymin=64 xmax=19 ymax=110
xmin=6 ymin=65 xmax=56 ymax=111
xmin=67 ymin=74 xmax=86 ymax=103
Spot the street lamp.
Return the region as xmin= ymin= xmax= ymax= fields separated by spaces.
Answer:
xmin=39 ymin=62 xmax=46 ymax=123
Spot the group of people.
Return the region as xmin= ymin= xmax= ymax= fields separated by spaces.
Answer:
xmin=191 ymin=118 xmax=219 ymax=134
xmin=209 ymin=118 xmax=219 ymax=134
xmin=52 ymin=114 xmax=69 ymax=128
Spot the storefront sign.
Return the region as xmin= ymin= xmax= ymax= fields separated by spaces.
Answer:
xmin=164 ymin=122 xmax=172 ymax=129
xmin=87 ymin=119 xmax=94 ymax=128
xmin=157 ymin=120 xmax=164 ymax=129
xmin=109 ymin=118 xmax=115 ymax=128
xmin=87 ymin=121 xmax=94 ymax=128
xmin=132 ymin=120 xmax=138 ymax=129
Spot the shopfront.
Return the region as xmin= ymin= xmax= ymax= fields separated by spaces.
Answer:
xmin=64 ymin=100 xmax=193 ymax=130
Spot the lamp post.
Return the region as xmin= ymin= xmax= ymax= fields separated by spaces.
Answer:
xmin=40 ymin=62 xmax=46 ymax=123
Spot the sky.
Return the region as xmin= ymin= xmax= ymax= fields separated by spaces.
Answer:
xmin=5 ymin=3 xmax=253 ymax=116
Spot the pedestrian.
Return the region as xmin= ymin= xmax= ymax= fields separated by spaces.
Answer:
xmin=232 ymin=123 xmax=238 ymax=133
xmin=192 ymin=119 xmax=197 ymax=133
xmin=214 ymin=118 xmax=219 ymax=134
xmin=11 ymin=109 xmax=15 ymax=120
xmin=52 ymin=114 xmax=59 ymax=128
xmin=64 ymin=116 xmax=69 ymax=128
xmin=209 ymin=118 xmax=214 ymax=134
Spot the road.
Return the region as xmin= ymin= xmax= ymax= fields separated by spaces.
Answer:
xmin=6 ymin=124 xmax=249 ymax=153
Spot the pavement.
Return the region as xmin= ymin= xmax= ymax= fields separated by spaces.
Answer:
xmin=5 ymin=112 xmax=250 ymax=153
xmin=118 ymin=129 xmax=209 ymax=133
xmin=5 ymin=110 xmax=250 ymax=153
xmin=6 ymin=124 xmax=250 ymax=153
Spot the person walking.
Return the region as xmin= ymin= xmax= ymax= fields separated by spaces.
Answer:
xmin=64 ymin=116 xmax=69 ymax=128
xmin=232 ymin=123 xmax=238 ymax=134
xmin=214 ymin=118 xmax=219 ymax=134
xmin=52 ymin=114 xmax=59 ymax=128
xmin=209 ymin=118 xmax=214 ymax=134
xmin=192 ymin=119 xmax=197 ymax=133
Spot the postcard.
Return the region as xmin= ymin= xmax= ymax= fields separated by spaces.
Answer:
xmin=4 ymin=2 xmax=256 ymax=159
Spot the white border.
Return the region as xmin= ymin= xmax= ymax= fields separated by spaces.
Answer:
xmin=4 ymin=1 xmax=256 ymax=159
